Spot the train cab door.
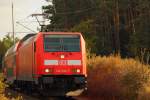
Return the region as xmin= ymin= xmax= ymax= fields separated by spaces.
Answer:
xmin=32 ymin=41 xmax=36 ymax=80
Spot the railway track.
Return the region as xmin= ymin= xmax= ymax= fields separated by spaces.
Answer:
xmin=5 ymin=88 xmax=88 ymax=100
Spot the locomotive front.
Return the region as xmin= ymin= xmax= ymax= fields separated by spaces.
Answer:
xmin=35 ymin=32 xmax=87 ymax=95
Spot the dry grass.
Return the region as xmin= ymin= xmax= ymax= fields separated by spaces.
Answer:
xmin=0 ymin=74 xmax=9 ymax=100
xmin=0 ymin=74 xmax=22 ymax=100
xmin=87 ymin=55 xmax=150 ymax=100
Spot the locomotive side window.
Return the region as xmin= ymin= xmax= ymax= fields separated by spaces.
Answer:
xmin=44 ymin=35 xmax=80 ymax=52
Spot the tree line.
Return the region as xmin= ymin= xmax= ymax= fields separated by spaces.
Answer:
xmin=42 ymin=0 xmax=150 ymax=63
xmin=0 ymin=0 xmax=149 ymax=67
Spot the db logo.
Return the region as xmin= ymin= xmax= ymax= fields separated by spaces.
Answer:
xmin=58 ymin=60 xmax=67 ymax=65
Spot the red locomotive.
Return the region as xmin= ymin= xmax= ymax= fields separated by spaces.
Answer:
xmin=3 ymin=32 xmax=87 ymax=96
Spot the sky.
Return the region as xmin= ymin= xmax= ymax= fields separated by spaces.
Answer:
xmin=0 ymin=0 xmax=47 ymax=39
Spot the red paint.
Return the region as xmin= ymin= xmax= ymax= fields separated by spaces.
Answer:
xmin=4 ymin=32 xmax=87 ymax=82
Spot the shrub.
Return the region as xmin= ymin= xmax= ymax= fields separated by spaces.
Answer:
xmin=87 ymin=55 xmax=150 ymax=100
xmin=0 ymin=74 xmax=22 ymax=100
xmin=0 ymin=73 xmax=8 ymax=100
xmin=120 ymin=59 xmax=150 ymax=100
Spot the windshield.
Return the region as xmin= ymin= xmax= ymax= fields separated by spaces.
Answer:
xmin=44 ymin=34 xmax=80 ymax=52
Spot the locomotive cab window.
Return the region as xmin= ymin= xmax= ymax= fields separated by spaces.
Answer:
xmin=44 ymin=34 xmax=80 ymax=52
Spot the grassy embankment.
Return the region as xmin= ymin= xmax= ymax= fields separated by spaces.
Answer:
xmin=87 ymin=55 xmax=150 ymax=100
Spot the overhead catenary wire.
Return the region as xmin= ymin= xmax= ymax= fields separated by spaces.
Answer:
xmin=16 ymin=20 xmax=45 ymax=23
xmin=17 ymin=6 xmax=44 ymax=23
xmin=48 ymin=0 xmax=101 ymax=15
xmin=16 ymin=22 xmax=37 ymax=33
xmin=15 ymin=5 xmax=46 ymax=33
xmin=53 ymin=6 xmax=98 ymax=15
xmin=7 ymin=32 xmax=35 ymax=34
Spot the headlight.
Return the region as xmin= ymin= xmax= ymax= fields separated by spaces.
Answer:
xmin=45 ymin=69 xmax=50 ymax=73
xmin=60 ymin=55 xmax=65 ymax=59
xmin=72 ymin=69 xmax=81 ymax=73
xmin=77 ymin=69 xmax=81 ymax=73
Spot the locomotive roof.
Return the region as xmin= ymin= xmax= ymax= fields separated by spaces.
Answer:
xmin=20 ymin=34 xmax=36 ymax=42
xmin=40 ymin=32 xmax=82 ymax=35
